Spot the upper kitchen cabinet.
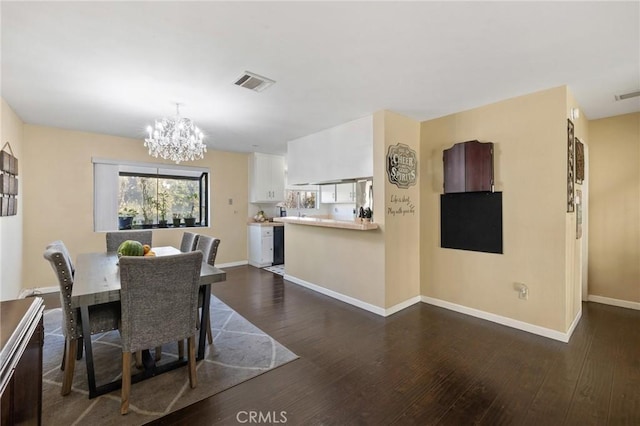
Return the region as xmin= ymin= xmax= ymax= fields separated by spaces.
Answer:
xmin=335 ymin=182 xmax=356 ymax=203
xmin=249 ymin=153 xmax=285 ymax=203
xmin=320 ymin=184 xmax=336 ymax=203
xmin=287 ymin=116 xmax=373 ymax=185
xmin=320 ymin=182 xmax=356 ymax=204
xmin=443 ymin=140 xmax=494 ymax=193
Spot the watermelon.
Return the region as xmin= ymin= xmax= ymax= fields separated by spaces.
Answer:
xmin=117 ymin=240 xmax=145 ymax=257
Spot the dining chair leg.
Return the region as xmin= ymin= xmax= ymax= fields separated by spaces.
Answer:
xmin=121 ymin=352 xmax=131 ymax=415
xmin=61 ymin=338 xmax=77 ymax=396
xmin=188 ymin=336 xmax=197 ymax=388
xmin=76 ymin=337 xmax=84 ymax=360
xmin=178 ymin=340 xmax=184 ymax=359
xmin=155 ymin=346 xmax=162 ymax=362
xmin=60 ymin=340 xmax=67 ymax=371
xmin=135 ymin=351 xmax=142 ymax=369
xmin=206 ymin=316 xmax=213 ymax=345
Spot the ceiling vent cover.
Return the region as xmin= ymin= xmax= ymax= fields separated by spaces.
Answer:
xmin=615 ymin=90 xmax=640 ymax=101
xmin=234 ymin=71 xmax=275 ymax=92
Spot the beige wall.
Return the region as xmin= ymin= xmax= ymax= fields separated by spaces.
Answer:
xmin=285 ymin=110 xmax=422 ymax=311
xmin=378 ymin=111 xmax=421 ymax=307
xmin=420 ymin=86 xmax=573 ymax=332
xmin=588 ymin=112 xmax=640 ymax=303
xmin=0 ymin=99 xmax=25 ymax=300
xmin=565 ymin=90 xmax=589 ymax=327
xmin=23 ymin=124 xmax=248 ymax=289
xmin=285 ymin=113 xmax=386 ymax=308
xmin=285 ymin=226 xmax=386 ymax=307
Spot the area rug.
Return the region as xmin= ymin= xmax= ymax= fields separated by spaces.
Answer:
xmin=263 ymin=264 xmax=285 ymax=276
xmin=42 ymin=295 xmax=298 ymax=425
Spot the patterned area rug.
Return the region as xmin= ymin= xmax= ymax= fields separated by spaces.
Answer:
xmin=42 ymin=296 xmax=298 ymax=425
xmin=263 ymin=264 xmax=285 ymax=276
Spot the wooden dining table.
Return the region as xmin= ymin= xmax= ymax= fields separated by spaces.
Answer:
xmin=71 ymin=246 xmax=227 ymax=398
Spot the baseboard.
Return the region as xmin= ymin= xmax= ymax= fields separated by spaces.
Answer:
xmin=385 ymin=296 xmax=422 ymax=316
xmin=421 ymin=296 xmax=575 ymax=343
xmin=283 ymin=275 xmax=421 ymax=317
xmin=588 ymin=294 xmax=640 ymax=311
xmin=284 ymin=274 xmax=386 ymax=316
xmin=18 ymin=286 xmax=58 ymax=298
xmin=566 ymin=308 xmax=582 ymax=339
xmin=217 ymin=260 xmax=248 ymax=268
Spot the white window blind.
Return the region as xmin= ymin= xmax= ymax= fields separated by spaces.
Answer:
xmin=93 ymin=163 xmax=119 ymax=231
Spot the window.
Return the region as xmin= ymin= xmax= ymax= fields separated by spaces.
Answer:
xmin=93 ymin=159 xmax=209 ymax=231
xmin=283 ymin=189 xmax=318 ymax=209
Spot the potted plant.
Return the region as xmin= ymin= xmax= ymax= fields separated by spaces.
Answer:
xmin=118 ymin=207 xmax=137 ymax=230
xmin=183 ymin=192 xmax=198 ymax=227
xmin=155 ymin=191 xmax=169 ymax=228
xmin=172 ymin=212 xmax=182 ymax=227
xmin=183 ymin=211 xmax=196 ymax=227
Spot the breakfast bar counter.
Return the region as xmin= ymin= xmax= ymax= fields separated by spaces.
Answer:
xmin=274 ymin=216 xmax=378 ymax=231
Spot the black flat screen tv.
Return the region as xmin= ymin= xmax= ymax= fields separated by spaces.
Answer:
xmin=440 ymin=191 xmax=503 ymax=254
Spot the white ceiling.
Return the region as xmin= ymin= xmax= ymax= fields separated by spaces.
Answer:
xmin=2 ymin=1 xmax=639 ymax=155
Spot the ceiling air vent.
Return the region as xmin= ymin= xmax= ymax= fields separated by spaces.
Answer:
xmin=234 ymin=71 xmax=275 ymax=92
xmin=615 ymin=90 xmax=640 ymax=101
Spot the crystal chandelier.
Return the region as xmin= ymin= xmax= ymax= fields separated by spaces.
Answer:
xmin=144 ymin=103 xmax=206 ymax=164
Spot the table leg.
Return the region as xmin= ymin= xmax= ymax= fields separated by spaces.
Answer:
xmin=198 ymin=284 xmax=212 ymax=360
xmin=80 ymin=305 xmax=98 ymax=399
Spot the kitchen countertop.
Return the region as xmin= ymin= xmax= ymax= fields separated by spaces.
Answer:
xmin=273 ymin=216 xmax=378 ymax=231
xmin=247 ymin=220 xmax=284 ymax=227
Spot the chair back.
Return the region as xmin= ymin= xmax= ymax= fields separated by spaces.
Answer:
xmin=195 ymin=235 xmax=221 ymax=266
xmin=106 ymin=230 xmax=152 ymax=252
xmin=119 ymin=251 xmax=203 ymax=353
xmin=46 ymin=240 xmax=75 ymax=276
xmin=180 ymin=232 xmax=199 ymax=252
xmin=43 ymin=245 xmax=80 ymax=339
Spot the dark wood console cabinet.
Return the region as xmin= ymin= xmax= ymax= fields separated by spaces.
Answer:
xmin=443 ymin=140 xmax=493 ymax=193
xmin=1 ymin=297 xmax=44 ymax=426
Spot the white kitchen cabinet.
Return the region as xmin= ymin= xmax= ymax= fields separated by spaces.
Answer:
xmin=287 ymin=115 xmax=373 ymax=185
xmin=335 ymin=182 xmax=355 ymax=203
xmin=249 ymin=153 xmax=285 ymax=203
xmin=320 ymin=184 xmax=336 ymax=204
xmin=248 ymin=225 xmax=274 ymax=267
xmin=320 ymin=183 xmax=355 ymax=204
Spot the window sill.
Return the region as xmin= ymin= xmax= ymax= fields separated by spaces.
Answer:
xmin=118 ymin=224 xmax=207 ymax=231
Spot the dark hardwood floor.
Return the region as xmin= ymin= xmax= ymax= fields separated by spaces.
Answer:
xmin=39 ymin=266 xmax=640 ymax=425
xmin=145 ymin=266 xmax=639 ymax=425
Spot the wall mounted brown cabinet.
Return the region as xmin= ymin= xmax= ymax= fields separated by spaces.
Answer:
xmin=443 ymin=140 xmax=493 ymax=193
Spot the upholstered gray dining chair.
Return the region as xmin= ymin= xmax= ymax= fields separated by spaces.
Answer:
xmin=46 ymin=240 xmax=75 ymax=276
xmin=180 ymin=231 xmax=199 ymax=252
xmin=195 ymin=235 xmax=221 ymax=266
xmin=194 ymin=235 xmax=221 ymax=344
xmin=118 ymin=251 xmax=203 ymax=415
xmin=43 ymin=242 xmax=121 ymax=396
xmin=105 ymin=230 xmax=152 ymax=252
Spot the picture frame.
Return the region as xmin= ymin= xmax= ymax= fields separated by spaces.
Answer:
xmin=0 ymin=142 xmax=19 ymax=216
xmin=575 ymin=138 xmax=584 ymax=184
xmin=567 ymin=119 xmax=575 ymax=212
